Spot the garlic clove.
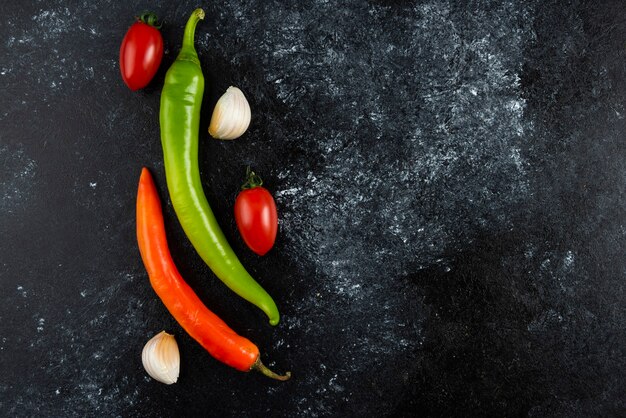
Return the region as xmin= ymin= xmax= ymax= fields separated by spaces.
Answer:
xmin=208 ymin=86 xmax=251 ymax=140
xmin=142 ymin=331 xmax=180 ymax=385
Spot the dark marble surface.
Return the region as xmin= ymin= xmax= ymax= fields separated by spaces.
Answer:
xmin=1 ymin=0 xmax=624 ymax=416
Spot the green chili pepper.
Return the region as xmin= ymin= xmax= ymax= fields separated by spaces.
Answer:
xmin=159 ymin=8 xmax=280 ymax=325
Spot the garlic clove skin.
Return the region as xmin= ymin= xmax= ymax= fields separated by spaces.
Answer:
xmin=142 ymin=331 xmax=180 ymax=385
xmin=208 ymin=86 xmax=251 ymax=140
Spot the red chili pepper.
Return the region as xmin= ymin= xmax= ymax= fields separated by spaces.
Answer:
xmin=136 ymin=168 xmax=290 ymax=380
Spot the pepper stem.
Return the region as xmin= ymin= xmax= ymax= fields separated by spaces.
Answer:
xmin=241 ymin=166 xmax=263 ymax=190
xmin=182 ymin=8 xmax=205 ymax=52
xmin=252 ymin=358 xmax=291 ymax=381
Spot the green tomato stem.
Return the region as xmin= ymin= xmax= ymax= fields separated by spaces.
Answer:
xmin=138 ymin=12 xmax=161 ymax=29
xmin=241 ymin=166 xmax=264 ymax=190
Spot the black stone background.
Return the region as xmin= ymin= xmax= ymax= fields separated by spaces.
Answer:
xmin=0 ymin=0 xmax=624 ymax=416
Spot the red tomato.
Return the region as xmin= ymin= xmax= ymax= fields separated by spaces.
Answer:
xmin=235 ymin=171 xmax=278 ymax=256
xmin=119 ymin=14 xmax=163 ymax=91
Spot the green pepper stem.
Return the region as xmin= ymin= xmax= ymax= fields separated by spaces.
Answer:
xmin=241 ymin=166 xmax=264 ymax=190
xmin=252 ymin=358 xmax=291 ymax=381
xmin=182 ymin=8 xmax=205 ymax=52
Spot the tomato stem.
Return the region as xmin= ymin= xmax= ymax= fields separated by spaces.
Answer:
xmin=138 ymin=12 xmax=162 ymax=29
xmin=241 ymin=166 xmax=264 ymax=190
xmin=252 ymin=358 xmax=291 ymax=381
